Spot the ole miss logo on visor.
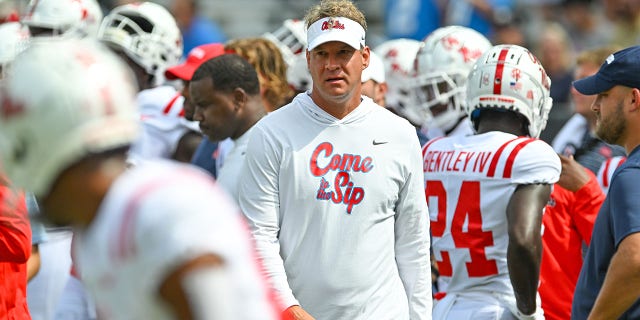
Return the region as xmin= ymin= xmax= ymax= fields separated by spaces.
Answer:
xmin=321 ymin=18 xmax=345 ymax=31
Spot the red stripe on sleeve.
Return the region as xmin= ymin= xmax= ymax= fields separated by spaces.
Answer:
xmin=162 ymin=92 xmax=182 ymax=115
xmin=493 ymin=48 xmax=510 ymax=95
xmin=601 ymin=158 xmax=613 ymax=187
xmin=618 ymin=157 xmax=627 ymax=167
xmin=503 ymin=138 xmax=536 ymax=178
xmin=604 ymin=157 xmax=627 ymax=187
xmin=114 ymin=174 xmax=177 ymax=260
xmin=113 ymin=169 xmax=215 ymax=262
xmin=116 ymin=185 xmax=156 ymax=261
xmin=487 ymin=137 xmax=520 ymax=177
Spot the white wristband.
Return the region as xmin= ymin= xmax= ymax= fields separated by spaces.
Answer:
xmin=515 ymin=309 xmax=538 ymax=320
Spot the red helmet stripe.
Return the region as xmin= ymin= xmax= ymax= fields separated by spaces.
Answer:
xmin=493 ymin=48 xmax=510 ymax=95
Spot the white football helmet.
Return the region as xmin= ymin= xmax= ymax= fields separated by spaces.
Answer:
xmin=263 ymin=19 xmax=307 ymax=67
xmin=411 ymin=26 xmax=492 ymax=131
xmin=0 ymin=39 xmax=139 ymax=197
xmin=374 ymin=38 xmax=421 ymax=124
xmin=0 ymin=0 xmax=20 ymax=23
xmin=22 ymin=0 xmax=103 ymax=39
xmin=466 ymin=44 xmax=553 ymax=138
xmin=0 ymin=22 xmax=30 ymax=79
xmin=287 ymin=54 xmax=311 ymax=93
xmin=98 ymin=2 xmax=183 ymax=83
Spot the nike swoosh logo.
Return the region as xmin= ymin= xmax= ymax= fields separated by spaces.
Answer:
xmin=372 ymin=140 xmax=388 ymax=145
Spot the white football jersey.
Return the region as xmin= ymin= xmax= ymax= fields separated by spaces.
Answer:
xmin=423 ymin=132 xmax=560 ymax=296
xmin=215 ymin=138 xmax=235 ymax=177
xmin=128 ymin=86 xmax=200 ymax=164
xmin=73 ymin=161 xmax=278 ymax=320
xmin=216 ymin=127 xmax=254 ymax=202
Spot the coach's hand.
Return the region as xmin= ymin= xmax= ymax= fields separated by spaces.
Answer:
xmin=282 ymin=305 xmax=315 ymax=320
xmin=557 ymin=154 xmax=590 ymax=192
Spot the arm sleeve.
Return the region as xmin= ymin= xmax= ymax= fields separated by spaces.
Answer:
xmin=511 ymin=140 xmax=561 ymax=185
xmin=141 ymin=183 xmax=239 ymax=276
xmin=0 ymin=188 xmax=31 ymax=263
xmin=133 ymin=173 xmax=274 ymax=320
xmin=238 ymin=125 xmax=297 ymax=311
xmin=609 ymin=167 xmax=640 ymax=248
xmin=570 ymin=170 xmax=605 ymax=246
xmin=394 ymin=133 xmax=432 ymax=320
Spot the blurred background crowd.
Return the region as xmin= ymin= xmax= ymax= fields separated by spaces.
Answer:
xmin=2 ymin=0 xmax=632 ymax=143
xmin=0 ymin=0 xmax=638 ymax=319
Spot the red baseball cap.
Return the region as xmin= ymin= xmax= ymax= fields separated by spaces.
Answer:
xmin=164 ymin=43 xmax=226 ymax=81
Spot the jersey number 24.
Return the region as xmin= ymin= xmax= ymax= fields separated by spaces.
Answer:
xmin=427 ymin=180 xmax=498 ymax=277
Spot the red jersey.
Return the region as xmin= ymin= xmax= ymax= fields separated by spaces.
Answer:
xmin=539 ymin=171 xmax=604 ymax=320
xmin=0 ymin=186 xmax=31 ymax=319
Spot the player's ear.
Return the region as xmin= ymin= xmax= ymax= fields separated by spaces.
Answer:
xmin=232 ymin=87 xmax=247 ymax=111
xmin=361 ymin=46 xmax=370 ymax=69
xmin=630 ymin=88 xmax=640 ymax=111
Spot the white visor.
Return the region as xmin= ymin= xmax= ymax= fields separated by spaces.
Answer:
xmin=307 ymin=17 xmax=365 ymax=51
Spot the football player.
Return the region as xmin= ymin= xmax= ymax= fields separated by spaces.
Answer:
xmin=98 ymin=2 xmax=199 ymax=165
xmin=424 ymin=44 xmax=559 ymax=320
xmin=410 ymin=25 xmax=492 ymax=139
xmin=0 ymin=38 xmax=279 ymax=320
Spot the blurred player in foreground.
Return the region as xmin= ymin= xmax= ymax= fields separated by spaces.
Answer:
xmin=0 ymin=38 xmax=278 ymax=320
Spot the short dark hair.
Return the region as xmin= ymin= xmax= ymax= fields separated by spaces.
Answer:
xmin=225 ymin=38 xmax=293 ymax=109
xmin=191 ymin=54 xmax=260 ymax=95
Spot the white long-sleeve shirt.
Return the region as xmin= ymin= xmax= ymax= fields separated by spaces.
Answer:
xmin=238 ymin=93 xmax=432 ymax=320
xmin=217 ymin=127 xmax=254 ymax=202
